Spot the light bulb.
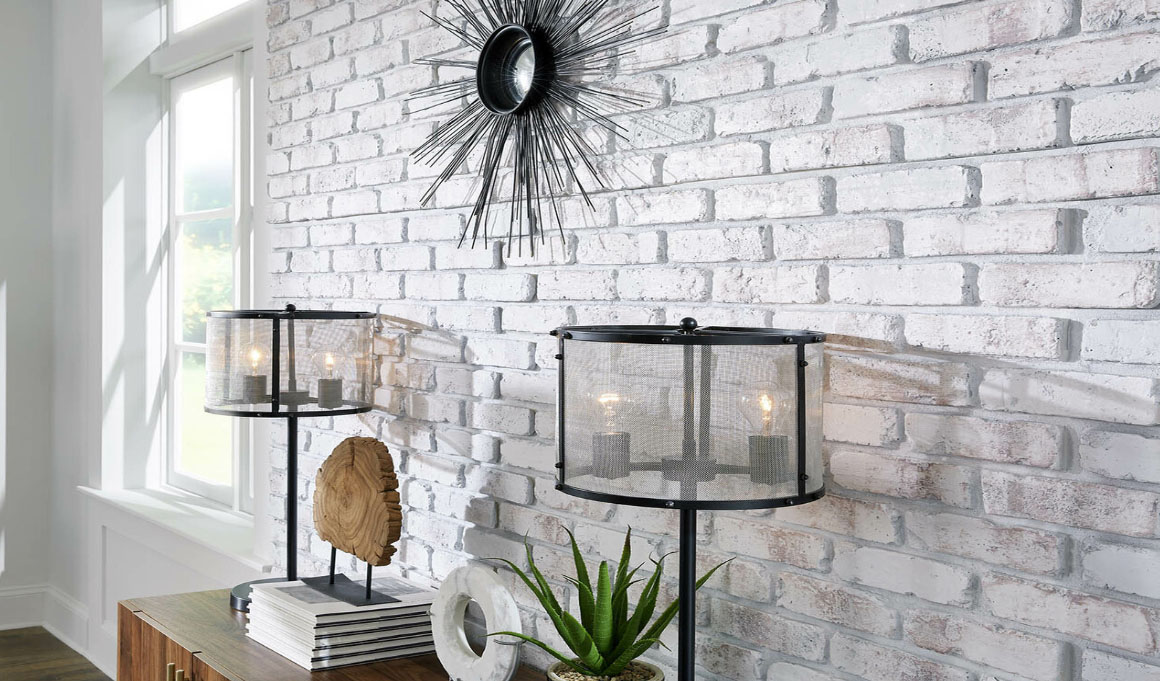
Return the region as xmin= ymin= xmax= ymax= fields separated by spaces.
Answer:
xmin=598 ymin=392 xmax=621 ymax=430
xmin=324 ymin=352 xmax=336 ymax=378
xmin=247 ymin=345 xmax=266 ymax=376
xmin=741 ymin=389 xmax=784 ymax=437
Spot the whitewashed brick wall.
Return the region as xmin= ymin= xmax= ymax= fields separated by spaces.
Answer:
xmin=264 ymin=0 xmax=1160 ymax=678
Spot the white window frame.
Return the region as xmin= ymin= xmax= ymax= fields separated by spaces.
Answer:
xmin=164 ymin=50 xmax=255 ymax=511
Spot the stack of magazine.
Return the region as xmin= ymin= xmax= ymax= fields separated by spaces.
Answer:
xmin=247 ymin=574 xmax=437 ymax=671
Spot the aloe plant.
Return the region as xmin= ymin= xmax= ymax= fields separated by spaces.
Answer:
xmin=489 ymin=529 xmax=729 ymax=678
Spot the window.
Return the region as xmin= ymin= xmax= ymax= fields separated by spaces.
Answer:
xmin=172 ymin=0 xmax=250 ymax=33
xmin=167 ymin=52 xmax=254 ymax=509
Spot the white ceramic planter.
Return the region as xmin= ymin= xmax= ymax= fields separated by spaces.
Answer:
xmin=546 ymin=661 xmax=664 ymax=681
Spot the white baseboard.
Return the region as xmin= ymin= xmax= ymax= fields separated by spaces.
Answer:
xmin=0 ymin=583 xmax=98 ymax=674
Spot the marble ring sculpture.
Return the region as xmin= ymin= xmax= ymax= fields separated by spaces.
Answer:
xmin=431 ymin=565 xmax=523 ymax=681
xmin=409 ymin=0 xmax=665 ymax=256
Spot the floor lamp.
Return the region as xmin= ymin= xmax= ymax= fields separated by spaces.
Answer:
xmin=204 ymin=304 xmax=375 ymax=611
xmin=551 ymin=318 xmax=826 ymax=680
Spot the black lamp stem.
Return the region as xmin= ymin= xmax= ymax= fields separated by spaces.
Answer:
xmin=286 ymin=415 xmax=298 ymax=582
xmin=678 ymin=508 xmax=697 ymax=681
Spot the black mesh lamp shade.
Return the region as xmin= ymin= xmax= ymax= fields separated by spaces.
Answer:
xmin=551 ymin=318 xmax=826 ymax=681
xmin=204 ymin=305 xmax=375 ymax=611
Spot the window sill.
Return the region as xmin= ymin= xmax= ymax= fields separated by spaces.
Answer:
xmin=78 ymin=486 xmax=270 ymax=573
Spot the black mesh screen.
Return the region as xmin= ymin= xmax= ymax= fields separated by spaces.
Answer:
xmin=561 ymin=339 xmax=823 ymax=505
xmin=205 ymin=315 xmax=374 ymax=415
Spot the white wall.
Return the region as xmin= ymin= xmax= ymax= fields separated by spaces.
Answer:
xmin=0 ymin=0 xmax=55 ymax=607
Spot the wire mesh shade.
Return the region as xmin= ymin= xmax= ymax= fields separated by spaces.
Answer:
xmin=558 ymin=328 xmax=824 ymax=509
xmin=204 ymin=311 xmax=375 ymax=418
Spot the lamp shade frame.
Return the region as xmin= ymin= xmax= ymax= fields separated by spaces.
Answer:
xmin=551 ymin=323 xmax=827 ymax=512
xmin=204 ymin=308 xmax=376 ymax=419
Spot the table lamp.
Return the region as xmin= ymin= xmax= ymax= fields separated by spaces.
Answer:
xmin=204 ymin=304 xmax=375 ymax=611
xmin=550 ymin=318 xmax=826 ymax=681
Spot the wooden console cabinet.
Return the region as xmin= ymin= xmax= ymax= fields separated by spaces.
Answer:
xmin=118 ymin=589 xmax=541 ymax=681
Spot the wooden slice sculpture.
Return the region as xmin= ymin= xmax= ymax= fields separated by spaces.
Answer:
xmin=313 ymin=437 xmax=402 ymax=566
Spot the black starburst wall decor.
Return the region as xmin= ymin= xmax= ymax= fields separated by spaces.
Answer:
xmin=409 ymin=0 xmax=666 ymax=255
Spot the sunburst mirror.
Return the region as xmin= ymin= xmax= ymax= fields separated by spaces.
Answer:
xmin=409 ymin=0 xmax=666 ymax=255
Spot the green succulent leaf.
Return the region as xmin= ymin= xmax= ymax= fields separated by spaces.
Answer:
xmin=602 ymin=637 xmax=662 ymax=677
xmin=577 ymin=580 xmax=596 ymax=633
xmin=562 ymin=611 xmax=606 ymax=671
xmin=564 ymin=528 xmax=591 ymax=593
xmin=487 ymin=632 xmax=591 ymax=676
xmin=593 ymin=561 xmax=614 ymax=656
xmin=639 ymin=558 xmax=732 ymax=645
xmin=613 ymin=528 xmax=633 ymax=591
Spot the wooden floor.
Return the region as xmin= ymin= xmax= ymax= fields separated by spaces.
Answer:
xmin=0 ymin=627 xmax=110 ymax=681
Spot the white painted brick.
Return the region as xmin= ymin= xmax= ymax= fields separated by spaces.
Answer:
xmin=333 ymin=133 xmax=381 ymax=162
xmin=1084 ymin=542 xmax=1160 ymax=599
xmin=353 ymin=44 xmax=405 ymax=76
xmin=356 ymin=159 xmax=404 ymax=186
xmin=1083 ymin=650 xmax=1160 ymax=681
xmin=310 ymin=166 xmax=354 ymax=193
xmin=832 ymin=634 xmax=970 ymax=681
xmin=904 ymin=610 xmax=1062 ymax=681
xmin=353 ymin=218 xmax=405 ymax=245
xmin=905 ymin=209 xmax=1063 ymax=256
xmin=1082 ymin=0 xmax=1160 ymax=29
xmin=990 ymin=32 xmax=1160 ymax=99
xmin=572 ymin=305 xmax=662 ymax=326
xmin=499 ymin=371 xmax=554 ymax=405
xmin=670 ymin=0 xmax=764 ymax=23
xmin=717 ymin=0 xmax=828 ymax=53
xmin=500 ymin=305 xmax=570 ymax=334
xmin=616 ymin=189 xmax=710 ymax=226
xmin=905 ymin=100 xmax=1060 ymax=160
xmin=290 ymin=249 xmax=329 ymax=273
xmin=838 ymin=166 xmax=977 ymax=212
xmin=269 ymin=173 xmax=309 ymax=198
xmin=625 ymin=107 xmax=711 ymax=149
xmin=629 ymin=26 xmax=711 ymax=68
xmin=984 ymin=574 xmax=1156 ymax=653
xmin=833 ymin=64 xmax=981 ymax=119
xmin=463 ymin=273 xmax=536 ymax=302
xmin=352 ymin=272 xmax=403 ymax=299
xmin=982 ymin=368 xmax=1160 ymax=425
xmin=833 ymin=544 xmax=973 ymax=605
xmin=465 ymin=338 xmax=534 ymax=371
xmin=332 ymin=19 xmax=377 ymax=54
xmin=407 ymin=393 xmax=464 ymax=425
xmin=667 ymin=227 xmax=767 ymax=262
xmin=713 ymin=266 xmax=824 ymax=304
xmin=332 ymin=190 xmax=378 ymax=217
xmin=824 ymin=403 xmax=900 ymax=447
xmin=289 ymin=37 xmax=332 ymax=70
xmin=830 ymin=354 xmax=973 ymax=406
xmin=575 ymin=232 xmax=661 ymax=265
xmin=772 ymin=26 xmax=902 ymax=85
xmin=717 ymin=178 xmax=830 ymax=220
xmin=830 ymin=263 xmax=968 ymax=305
xmin=331 ymin=247 xmax=376 ymax=271
xmin=670 ymin=55 xmax=767 ymax=102
xmin=291 ymin=91 xmax=335 ymax=121
xmin=290 ymin=144 xmax=334 ymax=171
xmin=906 ymin=511 xmax=1062 ymax=575
xmin=982 ymin=148 xmax=1160 ymax=204
xmin=764 ymin=663 xmax=834 ymax=681
xmin=716 ymin=88 xmax=827 ymax=136
xmin=905 ymin=313 xmax=1066 ymax=359
xmin=379 ymin=244 xmax=431 ymax=271
xmin=715 ymin=515 xmax=826 ymax=569
xmin=843 ymin=0 xmax=966 ymax=24
xmin=464 ymin=465 xmax=533 ymax=504
xmin=663 ymin=142 xmax=764 ymax=183
xmin=769 ymin=124 xmax=897 ymax=173
xmin=1080 ymin=430 xmax=1160 ymax=484
xmin=778 ymin=573 xmax=897 ymax=637
xmin=909 ymin=0 xmax=1072 ymax=61
xmin=470 ymin=403 xmax=534 ymax=437
xmin=772 ymin=309 xmax=902 ymax=348
xmin=709 ymin=599 xmax=827 ymax=661
xmin=438 ymin=305 xmax=499 ymax=333
xmin=983 ymin=470 xmax=1160 ymax=537
xmin=617 ymin=267 xmax=709 ymax=301
xmin=1084 ymin=319 xmax=1160 ymax=363
xmin=538 ymin=270 xmax=616 ymax=301
xmin=830 ymin=449 xmax=973 ymax=507
xmin=1084 ymin=204 xmax=1160 ymax=253
xmin=406 ymin=272 xmax=461 ymax=300
xmin=776 ymin=494 xmax=898 ymax=544
xmin=1073 ymin=88 xmax=1160 ymax=144
xmin=773 ymin=219 xmax=893 ymax=260
xmin=310 ymin=60 xmax=353 ymax=89
xmin=906 ymin=412 xmax=1063 ymax=467
xmin=979 ymin=262 xmax=1160 ymax=308
xmin=272 ymin=225 xmax=309 ymax=249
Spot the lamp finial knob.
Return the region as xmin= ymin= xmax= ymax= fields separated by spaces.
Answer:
xmin=678 ymin=317 xmax=698 ymax=333
xmin=285 ymin=303 xmax=297 ymax=312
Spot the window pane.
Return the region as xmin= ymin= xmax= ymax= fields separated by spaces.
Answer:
xmin=173 ymin=0 xmax=249 ymax=33
xmin=177 ymin=218 xmax=234 ymax=344
xmin=176 ymin=74 xmax=233 ymax=213
xmin=176 ymin=352 xmax=233 ymax=486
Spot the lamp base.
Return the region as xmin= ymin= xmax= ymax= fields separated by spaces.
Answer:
xmin=229 ymin=577 xmax=292 ymax=612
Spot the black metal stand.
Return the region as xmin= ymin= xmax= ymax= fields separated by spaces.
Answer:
xmin=230 ymin=416 xmax=299 ymax=612
xmin=678 ymin=508 xmax=697 ymax=681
